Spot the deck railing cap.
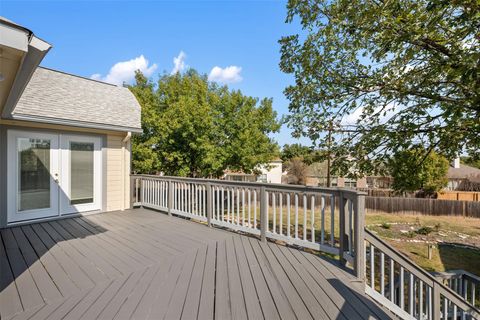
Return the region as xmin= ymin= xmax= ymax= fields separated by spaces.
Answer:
xmin=131 ymin=174 xmax=367 ymax=196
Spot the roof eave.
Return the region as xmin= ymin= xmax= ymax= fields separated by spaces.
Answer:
xmin=1 ymin=34 xmax=52 ymax=118
xmin=10 ymin=113 xmax=143 ymax=133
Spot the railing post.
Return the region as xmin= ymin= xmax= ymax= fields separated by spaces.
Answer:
xmin=338 ymin=190 xmax=346 ymax=266
xmin=206 ymin=182 xmax=212 ymax=227
xmin=354 ymin=192 xmax=365 ymax=281
xmin=432 ymin=282 xmax=441 ymax=320
xmin=168 ymin=180 xmax=173 ymax=216
xmin=260 ymin=186 xmax=267 ymax=242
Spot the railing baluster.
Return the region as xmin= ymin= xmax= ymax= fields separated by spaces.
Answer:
xmin=253 ymin=189 xmax=258 ymax=229
xmin=294 ymin=194 xmax=299 ymax=239
xmin=380 ymin=252 xmax=385 ymax=295
xmin=272 ymin=193 xmax=276 ymax=233
xmin=400 ymin=267 xmax=405 ymax=310
xmin=321 ymin=196 xmax=325 ymax=245
xmin=248 ymin=189 xmax=251 ymax=227
xmin=303 ymin=193 xmax=307 ymax=241
xmin=287 ymin=193 xmax=291 ymax=238
xmin=242 ymin=189 xmax=245 ymax=226
xmin=330 ymin=195 xmax=335 ymax=246
xmin=279 ymin=193 xmax=283 ymax=236
xmin=390 ymin=258 xmax=395 ymax=303
xmin=349 ymin=199 xmax=353 ymax=254
xmin=409 ymin=273 xmax=414 ymax=315
xmin=311 ymin=195 xmax=315 ymax=243
xmin=419 ymin=280 xmax=423 ymax=319
xmin=227 ymin=188 xmax=232 ymax=222
xmin=236 ymin=188 xmax=240 ymax=225
xmin=370 ymin=244 xmax=375 ymax=289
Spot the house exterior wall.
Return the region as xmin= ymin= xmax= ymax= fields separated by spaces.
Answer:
xmin=0 ymin=120 xmax=131 ymax=227
xmin=259 ymin=161 xmax=283 ymax=184
xmin=105 ymin=134 xmax=131 ymax=211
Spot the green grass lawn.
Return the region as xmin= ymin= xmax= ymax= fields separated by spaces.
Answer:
xmin=365 ymin=212 xmax=480 ymax=276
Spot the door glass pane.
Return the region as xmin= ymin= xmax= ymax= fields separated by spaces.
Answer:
xmin=70 ymin=142 xmax=94 ymax=205
xmin=18 ymin=138 xmax=51 ymax=211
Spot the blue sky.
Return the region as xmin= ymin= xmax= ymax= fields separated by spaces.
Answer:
xmin=2 ymin=0 xmax=311 ymax=146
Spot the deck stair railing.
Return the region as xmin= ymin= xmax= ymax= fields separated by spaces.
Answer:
xmin=130 ymin=175 xmax=480 ymax=320
xmin=365 ymin=230 xmax=480 ymax=320
xmin=131 ymin=174 xmax=366 ymax=279
xmin=432 ymin=270 xmax=479 ymax=309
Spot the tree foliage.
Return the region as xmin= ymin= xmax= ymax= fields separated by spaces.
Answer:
xmin=390 ymin=148 xmax=449 ymax=193
xmin=280 ymin=0 xmax=480 ymax=176
xmin=129 ymin=70 xmax=280 ymax=177
xmin=461 ymin=156 xmax=480 ymax=169
xmin=285 ymin=157 xmax=308 ymax=185
xmin=281 ymin=143 xmax=325 ymax=165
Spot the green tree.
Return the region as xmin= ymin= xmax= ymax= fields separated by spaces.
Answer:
xmin=129 ymin=70 xmax=280 ymax=177
xmin=461 ymin=156 xmax=480 ymax=169
xmin=281 ymin=144 xmax=312 ymax=162
xmin=281 ymin=143 xmax=324 ymax=165
xmin=279 ymin=0 xmax=480 ymax=177
xmin=390 ymin=148 xmax=449 ymax=193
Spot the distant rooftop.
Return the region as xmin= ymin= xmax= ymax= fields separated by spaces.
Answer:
xmin=448 ymin=163 xmax=480 ymax=180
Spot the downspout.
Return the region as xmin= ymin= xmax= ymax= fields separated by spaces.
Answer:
xmin=122 ymin=132 xmax=132 ymax=210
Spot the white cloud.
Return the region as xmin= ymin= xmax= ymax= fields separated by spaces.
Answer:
xmin=208 ymin=66 xmax=243 ymax=84
xmin=90 ymin=55 xmax=157 ymax=86
xmin=171 ymin=51 xmax=187 ymax=74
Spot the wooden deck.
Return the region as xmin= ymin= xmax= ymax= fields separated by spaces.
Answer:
xmin=0 ymin=208 xmax=394 ymax=320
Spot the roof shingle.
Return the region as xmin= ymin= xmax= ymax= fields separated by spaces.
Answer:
xmin=12 ymin=67 xmax=142 ymax=132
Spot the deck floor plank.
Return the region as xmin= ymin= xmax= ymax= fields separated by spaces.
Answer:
xmin=0 ymin=231 xmax=24 ymax=319
xmin=180 ymin=244 xmax=208 ymax=320
xmin=1 ymin=229 xmax=44 ymax=311
xmin=0 ymin=208 xmax=394 ymax=320
xmin=31 ymin=223 xmax=106 ymax=286
xmin=248 ymin=237 xmax=297 ymax=320
xmin=20 ymin=225 xmax=81 ymax=296
xmin=232 ymin=235 xmax=264 ymax=320
xmin=196 ymin=241 xmax=216 ymax=320
xmin=9 ymin=228 xmax=62 ymax=304
xmin=239 ymin=236 xmax=280 ymax=320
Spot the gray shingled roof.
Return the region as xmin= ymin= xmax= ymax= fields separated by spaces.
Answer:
xmin=11 ymin=67 xmax=142 ymax=132
xmin=448 ymin=164 xmax=480 ymax=180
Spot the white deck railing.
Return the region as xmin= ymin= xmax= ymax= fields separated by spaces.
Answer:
xmin=131 ymin=174 xmax=366 ymax=279
xmin=130 ymin=175 xmax=480 ymax=320
xmin=365 ymin=230 xmax=480 ymax=320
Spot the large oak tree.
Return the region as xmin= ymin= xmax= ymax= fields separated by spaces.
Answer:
xmin=129 ymin=70 xmax=280 ymax=177
xmin=280 ymin=0 xmax=479 ymax=177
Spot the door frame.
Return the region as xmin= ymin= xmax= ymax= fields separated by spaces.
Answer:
xmin=7 ymin=130 xmax=60 ymax=223
xmin=59 ymin=134 xmax=102 ymax=215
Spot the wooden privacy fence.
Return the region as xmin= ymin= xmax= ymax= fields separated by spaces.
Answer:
xmin=438 ymin=192 xmax=480 ymax=202
xmin=366 ymin=197 xmax=480 ymax=218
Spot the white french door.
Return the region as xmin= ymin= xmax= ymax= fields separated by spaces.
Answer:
xmin=7 ymin=131 xmax=60 ymax=222
xmin=60 ymin=135 xmax=102 ymax=215
xmin=7 ymin=130 xmax=102 ymax=223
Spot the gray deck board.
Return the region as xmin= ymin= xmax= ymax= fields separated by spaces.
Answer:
xmin=0 ymin=208 xmax=394 ymax=320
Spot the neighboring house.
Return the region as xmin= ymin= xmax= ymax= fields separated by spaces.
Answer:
xmin=224 ymin=159 xmax=283 ymax=184
xmin=445 ymin=158 xmax=480 ymax=191
xmin=0 ymin=18 xmax=141 ymax=227
xmin=303 ymin=161 xmax=370 ymax=188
